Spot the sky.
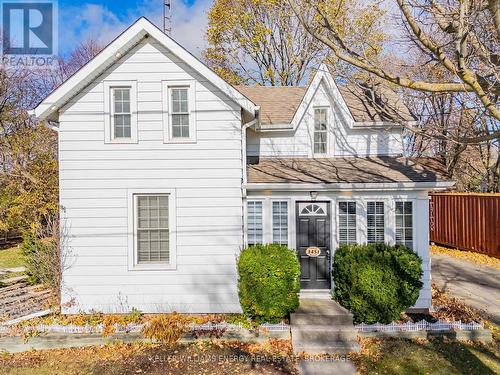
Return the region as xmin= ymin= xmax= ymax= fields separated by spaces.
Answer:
xmin=57 ymin=0 xmax=211 ymax=57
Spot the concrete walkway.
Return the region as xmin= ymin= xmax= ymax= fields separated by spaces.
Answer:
xmin=291 ymin=295 xmax=358 ymax=375
xmin=432 ymin=254 xmax=500 ymax=324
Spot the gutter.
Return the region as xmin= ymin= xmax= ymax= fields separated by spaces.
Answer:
xmin=244 ymin=181 xmax=456 ymax=192
xmin=241 ymin=107 xmax=260 ymax=248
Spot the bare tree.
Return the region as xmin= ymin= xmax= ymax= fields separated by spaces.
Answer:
xmin=290 ymin=0 xmax=500 ymax=141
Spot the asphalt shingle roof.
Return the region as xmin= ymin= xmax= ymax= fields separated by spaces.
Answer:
xmin=247 ymin=157 xmax=449 ymax=184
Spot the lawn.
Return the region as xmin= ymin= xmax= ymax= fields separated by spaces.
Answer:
xmin=0 ymin=246 xmax=24 ymax=269
xmin=0 ymin=340 xmax=296 ymax=375
xmin=351 ymin=337 xmax=500 ymax=375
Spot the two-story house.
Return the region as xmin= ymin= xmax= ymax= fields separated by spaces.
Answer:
xmin=34 ymin=18 xmax=453 ymax=314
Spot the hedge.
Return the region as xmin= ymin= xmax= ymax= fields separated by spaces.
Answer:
xmin=333 ymin=243 xmax=423 ymax=323
xmin=238 ymin=244 xmax=300 ymax=323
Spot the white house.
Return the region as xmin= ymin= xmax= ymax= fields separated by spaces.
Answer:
xmin=34 ymin=18 xmax=453 ymax=314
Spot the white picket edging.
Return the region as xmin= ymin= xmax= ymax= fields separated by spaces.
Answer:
xmin=356 ymin=320 xmax=483 ymax=332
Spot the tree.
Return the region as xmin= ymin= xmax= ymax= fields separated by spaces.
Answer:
xmin=290 ymin=0 xmax=500 ymax=139
xmin=205 ymin=0 xmax=387 ymax=86
xmin=0 ymin=39 xmax=102 ymax=233
xmin=205 ymin=0 xmax=327 ymax=85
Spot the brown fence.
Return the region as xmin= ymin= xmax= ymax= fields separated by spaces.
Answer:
xmin=429 ymin=193 xmax=500 ymax=258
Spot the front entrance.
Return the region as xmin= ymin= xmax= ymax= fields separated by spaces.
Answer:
xmin=296 ymin=201 xmax=331 ymax=289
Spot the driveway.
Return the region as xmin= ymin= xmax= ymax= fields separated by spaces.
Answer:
xmin=432 ymin=254 xmax=500 ymax=325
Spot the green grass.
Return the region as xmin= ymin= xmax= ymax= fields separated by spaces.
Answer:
xmin=353 ymin=337 xmax=500 ymax=375
xmin=0 ymin=246 xmax=24 ymax=269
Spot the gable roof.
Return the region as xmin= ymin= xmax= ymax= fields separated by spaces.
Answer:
xmin=34 ymin=17 xmax=257 ymax=121
xmin=234 ymin=64 xmax=414 ymax=127
xmin=336 ymin=83 xmax=414 ymax=123
xmin=247 ymin=156 xmax=450 ymax=184
xmin=234 ymin=86 xmax=306 ymax=125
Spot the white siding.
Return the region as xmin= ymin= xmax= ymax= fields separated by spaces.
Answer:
xmin=246 ymin=189 xmax=432 ymax=309
xmin=247 ymin=82 xmax=404 ymax=158
xmin=59 ymin=38 xmax=243 ymax=314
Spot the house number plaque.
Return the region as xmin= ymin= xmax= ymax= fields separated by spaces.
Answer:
xmin=306 ymin=247 xmax=321 ymax=257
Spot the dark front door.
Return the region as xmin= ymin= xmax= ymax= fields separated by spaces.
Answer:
xmin=296 ymin=202 xmax=331 ymax=289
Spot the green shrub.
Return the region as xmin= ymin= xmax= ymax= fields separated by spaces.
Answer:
xmin=21 ymin=231 xmax=60 ymax=290
xmin=333 ymin=243 xmax=423 ymax=324
xmin=238 ymin=244 xmax=300 ymax=323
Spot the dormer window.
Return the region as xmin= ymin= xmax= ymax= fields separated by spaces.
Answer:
xmin=313 ymin=108 xmax=328 ymax=154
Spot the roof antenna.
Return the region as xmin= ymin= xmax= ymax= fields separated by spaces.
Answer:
xmin=163 ymin=0 xmax=172 ymax=35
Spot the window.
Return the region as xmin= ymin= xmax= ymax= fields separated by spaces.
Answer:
xmin=247 ymin=201 xmax=263 ymax=245
xmin=171 ymin=87 xmax=190 ymax=138
xmin=299 ymin=202 xmax=327 ymax=216
xmin=163 ymin=81 xmax=196 ymax=143
xmin=104 ymin=81 xmax=137 ymax=143
xmin=272 ymin=201 xmax=288 ymax=245
xmin=314 ymin=108 xmax=328 ymax=154
xmin=367 ymin=201 xmax=384 ymax=243
xmin=338 ymin=201 xmax=357 ymax=244
xmin=112 ymin=87 xmax=131 ymax=138
xmin=136 ymin=195 xmax=170 ymax=263
xmin=395 ymin=201 xmax=413 ymax=249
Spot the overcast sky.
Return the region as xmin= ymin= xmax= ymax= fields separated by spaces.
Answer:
xmin=57 ymin=0 xmax=211 ymax=56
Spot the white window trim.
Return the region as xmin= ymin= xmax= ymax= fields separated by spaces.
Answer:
xmin=244 ymin=198 xmax=292 ymax=247
xmin=127 ymin=189 xmax=177 ymax=271
xmin=337 ymin=200 xmax=357 ymax=245
xmin=313 ymin=106 xmax=329 ymax=155
xmin=104 ymin=81 xmax=138 ymax=144
xmin=366 ymin=200 xmax=386 ymax=244
xmin=271 ymin=199 xmax=291 ymax=246
xmin=394 ymin=199 xmax=416 ymax=249
xmin=246 ymin=199 xmax=264 ymax=246
xmin=162 ymin=80 xmax=197 ymax=143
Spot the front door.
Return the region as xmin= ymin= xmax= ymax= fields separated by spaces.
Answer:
xmin=296 ymin=201 xmax=331 ymax=289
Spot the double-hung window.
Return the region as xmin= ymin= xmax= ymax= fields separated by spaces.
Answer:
xmin=272 ymin=201 xmax=288 ymax=245
xmin=136 ymin=195 xmax=170 ymax=264
xmin=104 ymin=81 xmax=137 ymax=143
xmin=247 ymin=201 xmax=263 ymax=246
xmin=395 ymin=201 xmax=413 ymax=249
xmin=171 ymin=87 xmax=190 ymax=138
xmin=367 ymin=201 xmax=385 ymax=243
xmin=314 ymin=108 xmax=328 ymax=154
xmin=112 ymin=87 xmax=131 ymax=139
xmin=338 ymin=201 xmax=357 ymax=245
xmin=163 ymin=82 xmax=196 ymax=143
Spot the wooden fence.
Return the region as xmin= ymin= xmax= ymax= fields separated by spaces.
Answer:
xmin=429 ymin=193 xmax=500 ymax=258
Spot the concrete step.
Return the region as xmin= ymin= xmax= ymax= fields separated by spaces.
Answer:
xmin=292 ymin=326 xmax=358 ymax=343
xmin=299 ymin=290 xmax=332 ymax=300
xmin=293 ymin=341 xmax=360 ymax=355
xmin=291 ymin=312 xmax=353 ymax=326
xmin=298 ymin=359 xmax=356 ymax=375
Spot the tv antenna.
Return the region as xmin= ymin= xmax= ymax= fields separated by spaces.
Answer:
xmin=163 ymin=0 xmax=172 ymax=35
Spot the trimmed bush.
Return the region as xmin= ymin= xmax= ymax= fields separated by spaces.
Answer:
xmin=333 ymin=243 xmax=423 ymax=323
xmin=238 ymin=244 xmax=300 ymax=323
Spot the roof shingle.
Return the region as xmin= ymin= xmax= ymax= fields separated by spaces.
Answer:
xmin=247 ymin=157 xmax=449 ymax=184
xmin=234 ymin=81 xmax=414 ymax=126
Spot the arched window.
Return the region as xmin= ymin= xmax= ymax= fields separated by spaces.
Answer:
xmin=299 ymin=203 xmax=327 ymax=216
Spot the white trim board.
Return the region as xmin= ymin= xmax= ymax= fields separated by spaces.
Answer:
xmin=244 ymin=181 xmax=455 ymax=191
xmin=34 ymin=17 xmax=257 ymax=121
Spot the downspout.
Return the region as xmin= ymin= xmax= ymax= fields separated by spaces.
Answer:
xmin=241 ymin=107 xmax=260 ymax=249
